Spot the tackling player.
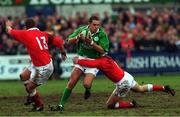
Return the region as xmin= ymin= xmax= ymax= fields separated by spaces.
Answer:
xmin=72 ymin=55 xmax=175 ymax=109
xmin=5 ymin=18 xmax=67 ymax=111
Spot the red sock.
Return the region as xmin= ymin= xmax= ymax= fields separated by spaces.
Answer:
xmin=153 ymin=85 xmax=164 ymax=91
xmin=118 ymin=101 xmax=134 ymax=108
xmin=31 ymin=92 xmax=43 ymax=107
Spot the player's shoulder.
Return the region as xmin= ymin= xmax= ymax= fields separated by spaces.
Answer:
xmin=99 ymin=27 xmax=106 ymax=33
xmin=16 ymin=29 xmax=29 ymax=35
xmin=41 ymin=31 xmax=49 ymax=35
xmin=98 ymin=27 xmax=107 ymax=37
xmin=27 ymin=29 xmax=42 ymax=33
xmin=27 ymin=30 xmax=48 ymax=37
xmin=77 ymin=25 xmax=88 ymax=31
xmin=33 ymin=30 xmax=49 ymax=35
xmin=12 ymin=29 xmax=26 ymax=32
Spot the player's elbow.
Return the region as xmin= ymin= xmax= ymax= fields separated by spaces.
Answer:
xmin=7 ymin=29 xmax=12 ymax=34
xmin=66 ymin=40 xmax=71 ymax=45
xmin=96 ymin=48 xmax=105 ymax=55
xmin=99 ymin=50 xmax=107 ymax=55
xmin=100 ymin=51 xmax=106 ymax=55
xmin=106 ymin=101 xmax=115 ymax=109
xmin=66 ymin=38 xmax=77 ymax=45
xmin=6 ymin=26 xmax=12 ymax=34
xmin=106 ymin=103 xmax=115 ymax=109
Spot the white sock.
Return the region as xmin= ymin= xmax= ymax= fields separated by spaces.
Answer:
xmin=114 ymin=102 xmax=119 ymax=108
xmin=29 ymin=89 xmax=36 ymax=97
xmin=23 ymin=80 xmax=29 ymax=85
xmin=147 ymin=84 xmax=153 ymax=92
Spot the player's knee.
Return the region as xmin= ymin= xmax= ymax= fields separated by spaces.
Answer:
xmin=138 ymin=86 xmax=146 ymax=92
xmin=20 ymin=73 xmax=30 ymax=81
xmin=67 ymin=76 xmax=79 ymax=89
xmin=67 ymin=81 xmax=76 ymax=89
xmin=25 ymin=84 xmax=33 ymax=93
xmin=25 ymin=86 xmax=31 ymax=93
xmin=19 ymin=74 xmax=24 ymax=81
xmin=83 ymin=83 xmax=91 ymax=89
xmin=133 ymin=84 xmax=145 ymax=92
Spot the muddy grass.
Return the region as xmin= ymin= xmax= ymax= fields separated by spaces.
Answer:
xmin=0 ymin=91 xmax=179 ymax=116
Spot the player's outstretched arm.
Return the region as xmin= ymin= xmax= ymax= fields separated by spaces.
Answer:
xmin=67 ymin=33 xmax=85 ymax=45
xmin=48 ymin=35 xmax=67 ymax=61
xmin=5 ymin=20 xmax=26 ymax=43
xmin=73 ymin=57 xmax=99 ymax=68
xmin=60 ymin=46 xmax=67 ymax=61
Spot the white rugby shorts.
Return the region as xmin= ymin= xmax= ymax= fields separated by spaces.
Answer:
xmin=74 ymin=56 xmax=99 ymax=76
xmin=27 ymin=60 xmax=54 ymax=85
xmin=113 ymin=71 xmax=137 ymax=97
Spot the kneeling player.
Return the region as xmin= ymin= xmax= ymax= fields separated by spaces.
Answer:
xmin=72 ymin=55 xmax=175 ymax=109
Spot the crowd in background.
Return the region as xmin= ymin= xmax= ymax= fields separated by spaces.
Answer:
xmin=0 ymin=8 xmax=179 ymax=77
xmin=0 ymin=8 xmax=180 ymax=55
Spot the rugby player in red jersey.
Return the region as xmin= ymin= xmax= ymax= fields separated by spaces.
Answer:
xmin=73 ymin=55 xmax=175 ymax=109
xmin=6 ymin=19 xmax=67 ymax=111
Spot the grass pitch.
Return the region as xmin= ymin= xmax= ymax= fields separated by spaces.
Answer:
xmin=0 ymin=75 xmax=180 ymax=116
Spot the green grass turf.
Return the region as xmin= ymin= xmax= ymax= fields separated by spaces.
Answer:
xmin=0 ymin=75 xmax=179 ymax=96
xmin=0 ymin=75 xmax=180 ymax=116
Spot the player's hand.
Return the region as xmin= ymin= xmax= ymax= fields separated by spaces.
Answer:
xmin=72 ymin=56 xmax=79 ymax=64
xmin=6 ymin=20 xmax=13 ymax=27
xmin=61 ymin=51 xmax=67 ymax=61
xmin=76 ymin=33 xmax=85 ymax=40
xmin=6 ymin=20 xmax=13 ymax=33
xmin=84 ymin=35 xmax=94 ymax=45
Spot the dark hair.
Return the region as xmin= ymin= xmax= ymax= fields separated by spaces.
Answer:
xmin=89 ymin=15 xmax=99 ymax=23
xmin=25 ymin=18 xmax=36 ymax=29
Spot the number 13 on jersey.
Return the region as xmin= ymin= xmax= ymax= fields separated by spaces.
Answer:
xmin=36 ymin=36 xmax=48 ymax=50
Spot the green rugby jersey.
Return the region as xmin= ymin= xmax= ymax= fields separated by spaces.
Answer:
xmin=68 ymin=26 xmax=109 ymax=59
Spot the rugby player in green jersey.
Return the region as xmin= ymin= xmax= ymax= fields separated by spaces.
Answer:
xmin=50 ymin=15 xmax=109 ymax=111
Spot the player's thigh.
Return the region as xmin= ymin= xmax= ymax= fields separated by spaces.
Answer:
xmin=83 ymin=67 xmax=99 ymax=85
xmin=30 ymin=61 xmax=54 ymax=85
xmin=131 ymin=83 xmax=147 ymax=92
xmin=20 ymin=68 xmax=31 ymax=81
xmin=115 ymin=71 xmax=137 ymax=97
xmin=131 ymin=83 xmax=141 ymax=91
xmin=67 ymin=67 xmax=83 ymax=89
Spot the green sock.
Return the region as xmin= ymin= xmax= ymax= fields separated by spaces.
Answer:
xmin=85 ymin=88 xmax=91 ymax=92
xmin=59 ymin=87 xmax=72 ymax=107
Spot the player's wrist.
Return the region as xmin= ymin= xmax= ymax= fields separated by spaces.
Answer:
xmin=6 ymin=26 xmax=12 ymax=31
xmin=90 ymin=40 xmax=94 ymax=45
xmin=75 ymin=35 xmax=79 ymax=41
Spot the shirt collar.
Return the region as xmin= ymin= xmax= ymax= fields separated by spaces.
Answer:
xmin=92 ymin=28 xmax=99 ymax=36
xmin=87 ymin=25 xmax=99 ymax=36
xmin=27 ymin=27 xmax=39 ymax=31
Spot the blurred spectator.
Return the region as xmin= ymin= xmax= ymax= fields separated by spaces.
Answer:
xmin=0 ymin=8 xmax=179 ymax=79
xmin=0 ymin=8 xmax=179 ymax=55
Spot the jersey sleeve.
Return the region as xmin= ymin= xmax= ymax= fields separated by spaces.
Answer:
xmin=77 ymin=59 xmax=100 ymax=68
xmin=47 ymin=34 xmax=64 ymax=48
xmin=9 ymin=29 xmax=26 ymax=44
xmin=67 ymin=26 xmax=84 ymax=39
xmin=99 ymin=31 xmax=109 ymax=52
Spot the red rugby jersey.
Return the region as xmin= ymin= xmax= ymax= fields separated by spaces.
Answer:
xmin=77 ymin=56 xmax=124 ymax=83
xmin=10 ymin=28 xmax=64 ymax=66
